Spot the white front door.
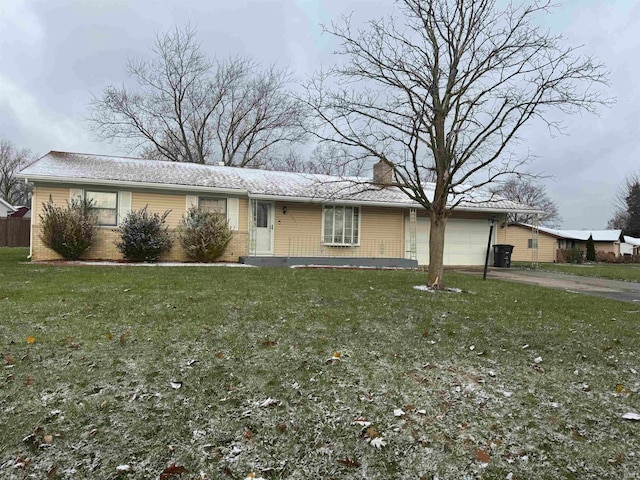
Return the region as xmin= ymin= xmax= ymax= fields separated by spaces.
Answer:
xmin=255 ymin=201 xmax=274 ymax=255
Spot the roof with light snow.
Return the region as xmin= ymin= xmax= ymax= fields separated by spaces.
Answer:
xmin=516 ymin=223 xmax=624 ymax=242
xmin=19 ymin=151 xmax=540 ymax=213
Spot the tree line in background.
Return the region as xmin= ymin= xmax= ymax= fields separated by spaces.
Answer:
xmin=10 ymin=0 xmax=611 ymax=286
xmin=0 ymin=140 xmax=33 ymax=206
xmin=608 ymin=173 xmax=640 ymax=238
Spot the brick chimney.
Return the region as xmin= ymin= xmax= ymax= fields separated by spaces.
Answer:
xmin=373 ymin=159 xmax=393 ymax=186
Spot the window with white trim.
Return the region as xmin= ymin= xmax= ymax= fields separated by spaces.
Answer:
xmin=198 ymin=196 xmax=227 ymax=215
xmin=86 ymin=191 xmax=118 ymax=226
xmin=527 ymin=238 xmax=538 ymax=249
xmin=323 ymin=205 xmax=360 ymax=245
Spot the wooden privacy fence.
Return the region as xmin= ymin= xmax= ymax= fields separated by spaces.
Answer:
xmin=0 ymin=217 xmax=30 ymax=247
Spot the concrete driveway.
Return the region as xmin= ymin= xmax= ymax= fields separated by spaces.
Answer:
xmin=483 ymin=268 xmax=640 ymax=303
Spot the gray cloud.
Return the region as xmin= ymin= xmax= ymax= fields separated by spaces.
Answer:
xmin=1 ymin=0 xmax=638 ymax=228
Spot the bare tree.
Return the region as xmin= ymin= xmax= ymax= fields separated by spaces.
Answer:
xmin=607 ymin=210 xmax=627 ymax=230
xmin=609 ymin=173 xmax=640 ymax=236
xmin=0 ymin=139 xmax=32 ymax=205
xmin=493 ymin=177 xmax=561 ymax=227
xmin=270 ymin=144 xmax=368 ymax=176
xmin=90 ymin=25 xmax=306 ymax=167
xmin=303 ymin=0 xmax=609 ymax=286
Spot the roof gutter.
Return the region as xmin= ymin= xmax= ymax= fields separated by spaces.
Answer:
xmin=19 ymin=173 xmax=542 ymax=215
xmin=17 ymin=174 xmax=249 ymax=196
xmin=249 ymin=193 xmax=543 ymax=214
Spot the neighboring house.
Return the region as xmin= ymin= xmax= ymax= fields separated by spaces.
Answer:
xmin=622 ymin=236 xmax=640 ymax=256
xmin=18 ymin=151 xmax=539 ymax=266
xmin=506 ymin=223 xmax=625 ymax=262
xmin=0 ymin=198 xmax=17 ymax=217
xmin=502 ymin=223 xmax=560 ymax=262
xmin=9 ymin=206 xmax=30 ymax=218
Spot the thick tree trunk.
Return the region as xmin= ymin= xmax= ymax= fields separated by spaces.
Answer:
xmin=427 ymin=209 xmax=447 ymax=287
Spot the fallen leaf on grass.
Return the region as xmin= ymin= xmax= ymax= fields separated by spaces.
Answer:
xmin=244 ymin=474 xmax=266 ymax=480
xmin=261 ymin=340 xmax=277 ymax=347
xmin=474 ymin=449 xmax=490 ymax=463
xmin=43 ymin=435 xmax=53 ymax=444
xmin=159 ymin=463 xmax=189 ymax=479
xmin=352 ymin=417 xmax=371 ymax=427
xmin=327 ymin=352 xmax=342 ymax=362
xmin=24 ymin=375 xmax=32 ymax=386
xmin=622 ymin=412 xmax=640 ymax=421
xmin=13 ymin=457 xmax=30 ymax=469
xmin=169 ymin=381 xmax=182 ymax=390
xmin=4 ymin=353 xmax=14 ymax=364
xmin=26 ymin=336 xmax=35 ymax=344
xmin=115 ymin=464 xmax=131 ymax=472
xmin=337 ymin=457 xmax=361 ymax=467
xmin=393 ymin=408 xmax=405 ymax=417
xmin=364 ymin=426 xmax=379 ymax=439
xmin=215 ymin=351 xmax=224 ymax=359
xmin=259 ymin=397 xmax=281 ymax=408
xmin=369 ymin=437 xmax=387 ymax=449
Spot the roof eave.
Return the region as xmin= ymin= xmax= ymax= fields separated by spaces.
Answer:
xmin=20 ymin=173 xmax=538 ymax=214
xmin=18 ymin=174 xmax=249 ymax=196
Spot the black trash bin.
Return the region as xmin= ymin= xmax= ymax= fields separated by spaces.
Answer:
xmin=493 ymin=244 xmax=514 ymax=268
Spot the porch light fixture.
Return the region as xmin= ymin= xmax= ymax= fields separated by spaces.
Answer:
xmin=282 ymin=206 xmax=288 ymax=215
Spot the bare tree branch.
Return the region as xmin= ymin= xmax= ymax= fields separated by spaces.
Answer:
xmin=492 ymin=176 xmax=561 ymax=227
xmin=0 ymin=139 xmax=33 ymax=205
xmin=89 ymin=25 xmax=307 ymax=167
xmin=301 ymin=0 xmax=610 ymax=286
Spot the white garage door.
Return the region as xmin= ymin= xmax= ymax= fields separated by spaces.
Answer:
xmin=405 ymin=218 xmax=494 ymax=266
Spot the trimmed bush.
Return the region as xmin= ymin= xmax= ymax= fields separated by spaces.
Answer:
xmin=39 ymin=198 xmax=98 ymax=260
xmin=177 ymin=207 xmax=232 ymax=262
xmin=115 ymin=206 xmax=172 ymax=262
xmin=558 ymin=248 xmax=584 ymax=264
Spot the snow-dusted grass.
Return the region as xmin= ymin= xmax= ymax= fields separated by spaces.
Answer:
xmin=1 ymin=248 xmax=639 ymax=479
xmin=524 ymin=262 xmax=640 ymax=283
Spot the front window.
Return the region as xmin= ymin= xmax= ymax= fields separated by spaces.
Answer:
xmin=528 ymin=238 xmax=538 ymax=249
xmin=199 ymin=196 xmax=227 ymax=215
xmin=323 ymin=205 xmax=359 ymax=245
xmin=86 ymin=191 xmax=118 ymax=226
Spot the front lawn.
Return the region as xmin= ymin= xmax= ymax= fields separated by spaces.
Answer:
xmin=1 ymin=248 xmax=638 ymax=479
xmin=532 ymin=262 xmax=640 ymax=282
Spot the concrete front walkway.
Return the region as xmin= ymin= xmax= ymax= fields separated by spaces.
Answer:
xmin=481 ymin=268 xmax=640 ymax=303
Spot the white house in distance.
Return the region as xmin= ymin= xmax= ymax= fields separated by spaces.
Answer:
xmin=0 ymin=198 xmax=17 ymax=217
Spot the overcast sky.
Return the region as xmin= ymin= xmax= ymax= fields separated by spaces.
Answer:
xmin=1 ymin=0 xmax=638 ymax=228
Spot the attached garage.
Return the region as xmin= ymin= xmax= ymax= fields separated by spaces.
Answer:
xmin=405 ymin=217 xmax=496 ymax=266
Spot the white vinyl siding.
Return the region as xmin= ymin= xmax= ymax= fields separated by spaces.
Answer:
xmin=323 ymin=205 xmax=360 ymax=245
